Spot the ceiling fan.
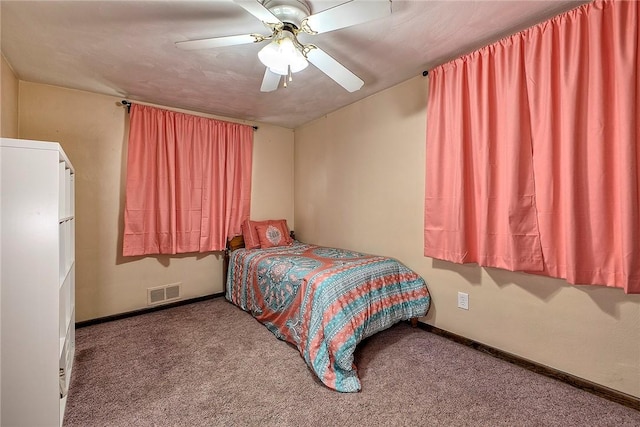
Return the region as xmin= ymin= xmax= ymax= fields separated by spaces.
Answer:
xmin=175 ymin=0 xmax=392 ymax=92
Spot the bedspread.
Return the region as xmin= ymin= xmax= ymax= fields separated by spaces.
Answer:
xmin=226 ymin=242 xmax=431 ymax=392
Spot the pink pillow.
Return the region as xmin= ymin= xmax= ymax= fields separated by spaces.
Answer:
xmin=255 ymin=222 xmax=291 ymax=248
xmin=241 ymin=219 xmax=261 ymax=249
xmin=241 ymin=219 xmax=292 ymax=249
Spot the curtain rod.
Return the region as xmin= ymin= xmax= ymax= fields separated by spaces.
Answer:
xmin=422 ymin=70 xmax=429 ymax=76
xmin=120 ymin=100 xmax=258 ymax=130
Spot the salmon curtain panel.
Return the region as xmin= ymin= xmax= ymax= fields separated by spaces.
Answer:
xmin=425 ymin=0 xmax=639 ymax=293
xmin=123 ymin=104 xmax=253 ymax=256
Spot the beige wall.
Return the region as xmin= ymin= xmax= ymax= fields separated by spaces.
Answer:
xmin=294 ymin=76 xmax=640 ymax=398
xmin=18 ymin=81 xmax=294 ymax=322
xmin=1 ymin=54 xmax=19 ymax=138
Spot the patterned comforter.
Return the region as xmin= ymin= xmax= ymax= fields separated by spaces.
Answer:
xmin=226 ymin=242 xmax=431 ymax=392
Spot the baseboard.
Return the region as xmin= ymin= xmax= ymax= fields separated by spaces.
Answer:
xmin=415 ymin=322 xmax=640 ymax=411
xmin=75 ymin=293 xmax=225 ymax=328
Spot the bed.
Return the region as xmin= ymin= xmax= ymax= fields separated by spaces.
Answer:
xmin=224 ymin=223 xmax=431 ymax=393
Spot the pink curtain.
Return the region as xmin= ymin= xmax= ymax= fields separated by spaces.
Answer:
xmin=425 ymin=0 xmax=639 ymax=293
xmin=123 ymin=104 xmax=253 ymax=256
xmin=424 ymin=36 xmax=544 ymax=272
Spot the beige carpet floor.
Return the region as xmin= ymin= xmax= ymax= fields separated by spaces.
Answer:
xmin=64 ymin=297 xmax=640 ymax=426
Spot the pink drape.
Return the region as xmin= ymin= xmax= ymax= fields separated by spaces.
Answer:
xmin=424 ymin=35 xmax=544 ymax=272
xmin=123 ymin=104 xmax=253 ymax=256
xmin=425 ymin=0 xmax=639 ymax=293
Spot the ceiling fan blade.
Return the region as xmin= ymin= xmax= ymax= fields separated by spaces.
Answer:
xmin=260 ymin=68 xmax=281 ymax=92
xmin=176 ymin=34 xmax=261 ymax=50
xmin=306 ymin=46 xmax=364 ymax=92
xmin=302 ymin=0 xmax=391 ymax=35
xmin=233 ymin=0 xmax=282 ymax=26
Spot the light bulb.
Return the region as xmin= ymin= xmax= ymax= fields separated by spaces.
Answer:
xmin=258 ymin=31 xmax=308 ymax=75
xmin=258 ymin=41 xmax=282 ymax=69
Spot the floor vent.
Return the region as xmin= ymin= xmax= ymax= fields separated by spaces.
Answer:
xmin=147 ymin=283 xmax=182 ymax=306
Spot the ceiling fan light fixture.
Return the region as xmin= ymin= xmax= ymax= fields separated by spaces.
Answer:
xmin=258 ymin=30 xmax=308 ymax=75
xmin=268 ymin=54 xmax=308 ymax=75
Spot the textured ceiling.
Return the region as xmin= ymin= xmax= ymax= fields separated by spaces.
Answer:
xmin=1 ymin=0 xmax=587 ymax=129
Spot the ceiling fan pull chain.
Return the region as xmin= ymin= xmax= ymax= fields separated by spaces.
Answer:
xmin=288 ymin=65 xmax=293 ymax=83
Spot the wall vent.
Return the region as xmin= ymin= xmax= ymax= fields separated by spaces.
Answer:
xmin=147 ymin=283 xmax=182 ymax=306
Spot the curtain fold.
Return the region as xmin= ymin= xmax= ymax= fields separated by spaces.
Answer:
xmin=123 ymin=104 xmax=253 ymax=256
xmin=425 ymin=0 xmax=639 ymax=293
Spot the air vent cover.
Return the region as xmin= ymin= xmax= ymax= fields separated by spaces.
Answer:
xmin=147 ymin=283 xmax=182 ymax=305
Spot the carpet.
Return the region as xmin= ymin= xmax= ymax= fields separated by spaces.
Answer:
xmin=64 ymin=297 xmax=640 ymax=426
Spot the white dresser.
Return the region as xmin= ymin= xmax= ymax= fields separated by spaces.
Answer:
xmin=1 ymin=138 xmax=76 ymax=426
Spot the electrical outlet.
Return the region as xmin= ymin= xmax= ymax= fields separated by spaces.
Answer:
xmin=457 ymin=292 xmax=469 ymax=310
